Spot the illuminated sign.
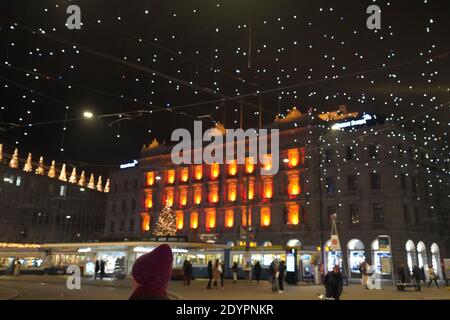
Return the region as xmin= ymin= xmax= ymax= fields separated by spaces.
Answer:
xmin=331 ymin=114 xmax=373 ymax=130
xmin=120 ymin=160 xmax=138 ymax=169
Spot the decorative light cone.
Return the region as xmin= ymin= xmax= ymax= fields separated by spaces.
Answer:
xmin=35 ymin=156 xmax=45 ymax=175
xmin=58 ymin=164 xmax=67 ymax=181
xmin=69 ymin=167 xmax=77 ymax=183
xmin=87 ymin=173 xmax=95 ymax=189
xmin=96 ymin=175 xmax=103 ymax=192
xmin=48 ymin=160 xmax=56 ymax=178
xmin=9 ymin=148 xmax=19 ymax=169
xmin=78 ymin=170 xmax=86 ymax=186
xmin=104 ymin=178 xmax=110 ymax=193
xmin=23 ymin=153 xmax=33 ymax=172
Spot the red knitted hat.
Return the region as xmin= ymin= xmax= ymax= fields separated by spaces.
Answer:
xmin=132 ymin=244 xmax=173 ymax=291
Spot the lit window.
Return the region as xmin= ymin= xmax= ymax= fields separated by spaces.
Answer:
xmin=245 ymin=178 xmax=255 ymax=200
xmin=288 ymin=149 xmax=299 ymax=167
xmin=227 ymin=181 xmax=237 ymax=202
xmin=145 ymin=191 xmax=153 ymax=209
xmin=190 ymin=212 xmax=198 ymax=229
xmin=59 ymin=185 xmax=66 ymax=197
xmin=287 ymin=203 xmax=300 ymax=225
xmin=262 ymin=177 xmax=273 ymax=199
xmin=167 ymin=169 xmax=175 ymax=184
xmin=193 ymin=185 xmax=202 ymax=204
xmin=245 ymin=157 xmax=255 ymax=174
xmin=210 ymin=163 xmax=220 ymax=179
xmin=208 ymin=184 xmax=219 ymax=203
xmin=179 ymin=187 xmax=188 ymax=206
xmin=228 ymin=160 xmax=237 ymax=176
xmin=146 ymin=172 xmax=155 ymax=186
xmin=176 ymin=211 xmax=184 ymax=230
xmin=141 ymin=214 xmax=150 ymax=231
xmin=288 ymin=174 xmax=300 ymax=195
xmin=180 ymin=167 xmax=189 ymax=182
xmin=242 ymin=207 xmax=252 ymax=227
xmin=261 ymin=154 xmax=272 ymax=173
xmin=206 ymin=209 xmax=216 ymax=229
xmin=165 ymin=188 xmax=174 ymax=206
xmin=260 ymin=207 xmax=271 ymax=227
xmin=225 ymin=209 xmax=234 ymax=228
xmin=194 ymin=165 xmax=203 ymax=180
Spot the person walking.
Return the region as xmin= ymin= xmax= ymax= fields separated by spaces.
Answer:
xmin=323 ymin=265 xmax=344 ymax=300
xmin=94 ymin=260 xmax=100 ymax=279
xmin=231 ymin=262 xmax=238 ymax=283
xmin=253 ymin=261 xmax=262 ymax=283
xmin=219 ymin=261 xmax=225 ymax=288
xmin=100 ymin=260 xmax=106 ymax=280
xmin=420 ymin=266 xmax=426 ymax=284
xmin=206 ymin=261 xmax=213 ymax=289
xmin=278 ymin=261 xmax=286 ymax=293
xmin=13 ymin=259 xmax=21 ymax=277
xmin=269 ymin=260 xmax=279 ymax=293
xmin=129 ymin=244 xmax=173 ymax=300
xmin=397 ymin=264 xmax=407 ymax=284
xmin=359 ymin=261 xmax=369 ymax=289
xmin=412 ymin=265 xmax=422 ymax=291
xmin=183 ymin=260 xmax=192 ymax=286
xmin=427 ymin=264 xmax=439 ymax=288
xmin=212 ymin=260 xmax=220 ymax=289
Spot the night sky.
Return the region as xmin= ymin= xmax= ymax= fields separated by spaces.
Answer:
xmin=0 ymin=0 xmax=449 ymax=175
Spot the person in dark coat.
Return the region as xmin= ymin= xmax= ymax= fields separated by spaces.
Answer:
xmin=412 ymin=265 xmax=421 ymax=291
xmin=129 ymin=244 xmax=173 ymax=300
xmin=183 ymin=260 xmax=192 ymax=286
xmin=397 ymin=264 xmax=407 ymax=284
xmin=278 ymin=261 xmax=286 ymax=293
xmin=206 ymin=261 xmax=213 ymax=289
xmin=420 ymin=266 xmax=426 ymax=284
xmin=100 ymin=260 xmax=106 ymax=279
xmin=323 ymin=265 xmax=344 ymax=300
xmin=232 ymin=262 xmax=238 ymax=283
xmin=94 ymin=260 xmax=100 ymax=279
xmin=253 ymin=262 xmax=262 ymax=283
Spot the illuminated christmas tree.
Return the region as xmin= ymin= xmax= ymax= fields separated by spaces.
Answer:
xmin=9 ymin=148 xmax=19 ymax=169
xmin=48 ymin=160 xmax=56 ymax=178
xmin=23 ymin=153 xmax=33 ymax=172
xmin=35 ymin=156 xmax=45 ymax=175
xmin=153 ymin=201 xmax=176 ymax=237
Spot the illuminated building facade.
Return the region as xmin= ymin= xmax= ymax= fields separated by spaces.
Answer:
xmin=104 ymin=106 xmax=449 ymax=277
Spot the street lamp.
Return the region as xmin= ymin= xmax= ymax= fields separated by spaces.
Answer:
xmin=83 ymin=111 xmax=94 ymax=119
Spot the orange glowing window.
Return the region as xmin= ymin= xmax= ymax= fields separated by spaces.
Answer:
xmin=190 ymin=212 xmax=198 ymax=229
xmin=180 ymin=167 xmax=189 ymax=182
xmin=228 ymin=160 xmax=237 ymax=176
xmin=208 ymin=184 xmax=219 ymax=203
xmin=262 ymin=177 xmax=273 ymax=199
xmin=288 ymin=149 xmax=299 ymax=168
xmin=288 ymin=174 xmax=300 ymax=195
xmin=227 ymin=182 xmax=237 ymax=202
xmin=193 ymin=186 xmax=202 ymax=205
xmin=141 ymin=214 xmax=150 ymax=231
xmin=194 ymin=165 xmax=203 ymax=180
xmin=165 ymin=188 xmax=174 ymax=206
xmin=261 ymin=154 xmax=272 ymax=173
xmin=225 ymin=209 xmax=234 ymax=228
xmin=179 ymin=188 xmax=188 ymax=206
xmin=210 ymin=163 xmax=220 ymax=179
xmin=241 ymin=207 xmax=252 ymax=227
xmin=167 ymin=169 xmax=175 ymax=184
xmin=245 ymin=157 xmax=255 ymax=174
xmin=206 ymin=209 xmax=216 ymax=229
xmin=244 ymin=179 xmax=255 ymax=200
xmin=260 ymin=207 xmax=271 ymax=227
xmin=146 ymin=172 xmax=155 ymax=186
xmin=145 ymin=191 xmax=153 ymax=209
xmin=287 ymin=203 xmax=300 ymax=225
xmin=176 ymin=211 xmax=184 ymax=230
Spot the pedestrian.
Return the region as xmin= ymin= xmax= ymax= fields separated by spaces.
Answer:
xmin=206 ymin=261 xmax=213 ymax=289
xmin=219 ymin=261 xmax=225 ymax=288
xmin=319 ymin=263 xmax=325 ymax=284
xmin=269 ymin=260 xmax=279 ymax=293
xmin=213 ymin=259 xmax=220 ymax=289
xmin=183 ymin=260 xmax=192 ymax=286
xmin=441 ymin=261 xmax=448 ymax=287
xmin=100 ymin=260 xmax=106 ymax=280
xmin=253 ymin=261 xmax=262 ymax=283
xmin=13 ymin=259 xmax=21 ymax=277
xmin=94 ymin=260 xmax=100 ymax=279
xmin=420 ymin=266 xmax=426 ymax=284
xmin=232 ymin=262 xmax=238 ymax=283
xmin=129 ymin=244 xmax=173 ymax=300
xmin=427 ymin=264 xmax=439 ymax=288
xmin=278 ymin=260 xmax=286 ymax=293
xmin=412 ymin=265 xmax=421 ymax=292
xmin=323 ymin=265 xmax=344 ymax=300
xmin=397 ymin=264 xmax=407 ymax=285
xmin=359 ymin=261 xmax=369 ymax=289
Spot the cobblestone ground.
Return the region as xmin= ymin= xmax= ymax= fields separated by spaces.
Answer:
xmin=1 ymin=275 xmax=449 ymax=300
